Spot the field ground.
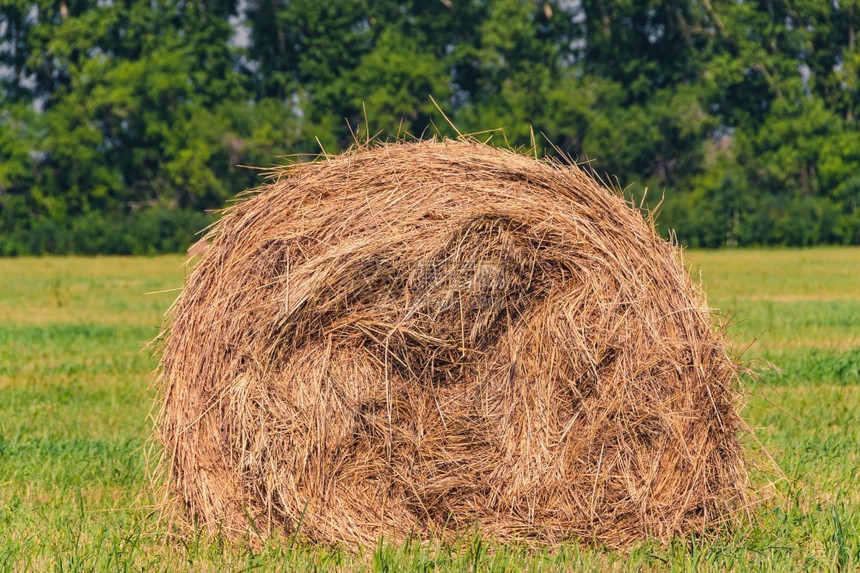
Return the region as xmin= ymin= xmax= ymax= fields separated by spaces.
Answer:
xmin=0 ymin=248 xmax=858 ymax=571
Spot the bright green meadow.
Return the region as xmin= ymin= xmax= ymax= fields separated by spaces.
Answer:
xmin=0 ymin=248 xmax=858 ymax=571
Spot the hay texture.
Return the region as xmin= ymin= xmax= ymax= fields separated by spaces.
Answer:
xmin=156 ymin=139 xmax=750 ymax=547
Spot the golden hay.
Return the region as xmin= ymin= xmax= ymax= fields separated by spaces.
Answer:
xmin=155 ymin=139 xmax=751 ymax=547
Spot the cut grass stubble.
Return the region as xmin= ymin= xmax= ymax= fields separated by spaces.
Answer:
xmin=0 ymin=247 xmax=858 ymax=570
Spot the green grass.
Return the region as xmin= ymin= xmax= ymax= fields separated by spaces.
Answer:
xmin=1 ymin=249 xmax=858 ymax=571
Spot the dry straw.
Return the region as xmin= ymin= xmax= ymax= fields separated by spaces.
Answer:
xmin=154 ymin=138 xmax=752 ymax=547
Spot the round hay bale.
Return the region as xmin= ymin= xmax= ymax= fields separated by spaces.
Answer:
xmin=155 ymin=139 xmax=750 ymax=546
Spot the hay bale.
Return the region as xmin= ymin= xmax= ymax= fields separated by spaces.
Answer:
xmin=155 ymin=139 xmax=750 ymax=546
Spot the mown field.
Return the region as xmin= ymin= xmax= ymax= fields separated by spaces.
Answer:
xmin=0 ymin=248 xmax=858 ymax=571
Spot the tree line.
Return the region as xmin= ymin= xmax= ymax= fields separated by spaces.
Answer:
xmin=1 ymin=0 xmax=859 ymax=254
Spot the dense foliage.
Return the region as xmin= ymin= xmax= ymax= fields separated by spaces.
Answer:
xmin=2 ymin=0 xmax=859 ymax=253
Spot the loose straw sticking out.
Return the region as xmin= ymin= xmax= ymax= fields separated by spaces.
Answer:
xmin=154 ymin=138 xmax=753 ymax=547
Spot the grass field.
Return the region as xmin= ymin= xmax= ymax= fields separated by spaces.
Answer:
xmin=0 ymin=248 xmax=858 ymax=571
